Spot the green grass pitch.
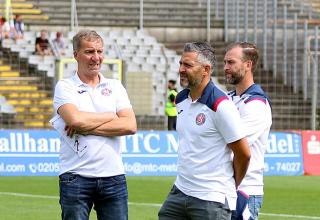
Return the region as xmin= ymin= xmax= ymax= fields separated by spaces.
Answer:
xmin=0 ymin=176 xmax=319 ymax=220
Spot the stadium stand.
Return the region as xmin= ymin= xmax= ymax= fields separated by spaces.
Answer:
xmin=22 ymin=0 xmax=224 ymax=28
xmin=0 ymin=40 xmax=53 ymax=129
xmin=220 ymin=0 xmax=320 ymax=130
xmin=0 ymin=63 xmax=16 ymax=128
xmin=0 ymin=0 xmax=48 ymax=22
xmin=1 ymin=25 xmax=184 ymax=129
xmin=0 ymin=0 xmax=319 ymax=130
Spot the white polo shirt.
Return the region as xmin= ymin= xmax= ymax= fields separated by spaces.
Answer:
xmin=53 ymin=72 xmax=132 ymax=177
xmin=228 ymin=84 xmax=272 ymax=196
xmin=174 ymin=81 xmax=245 ymax=210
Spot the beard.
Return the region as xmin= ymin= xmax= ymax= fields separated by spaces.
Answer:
xmin=225 ymin=70 xmax=245 ymax=85
xmin=180 ymin=75 xmax=202 ymax=89
xmin=180 ymin=77 xmax=189 ymax=89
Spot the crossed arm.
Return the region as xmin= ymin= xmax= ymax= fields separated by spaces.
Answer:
xmin=228 ymin=138 xmax=251 ymax=189
xmin=58 ymin=103 xmax=137 ymax=137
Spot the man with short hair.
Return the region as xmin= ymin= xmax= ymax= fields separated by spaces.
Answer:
xmin=158 ymin=42 xmax=251 ymax=220
xmin=52 ymin=31 xmax=66 ymax=56
xmin=165 ymin=79 xmax=178 ymax=130
xmin=52 ymin=30 xmax=137 ymax=220
xmin=35 ymin=30 xmax=53 ymax=56
xmin=224 ymin=42 xmax=272 ymax=220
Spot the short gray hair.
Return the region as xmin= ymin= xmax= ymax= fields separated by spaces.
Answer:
xmin=72 ymin=30 xmax=103 ymax=52
xmin=183 ymin=42 xmax=216 ymax=73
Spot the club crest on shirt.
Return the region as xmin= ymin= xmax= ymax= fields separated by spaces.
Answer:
xmin=101 ymin=87 xmax=112 ymax=96
xmin=195 ymin=113 xmax=206 ymax=125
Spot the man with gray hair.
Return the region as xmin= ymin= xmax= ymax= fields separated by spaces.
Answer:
xmin=51 ymin=30 xmax=137 ymax=220
xmin=158 ymin=42 xmax=251 ymax=220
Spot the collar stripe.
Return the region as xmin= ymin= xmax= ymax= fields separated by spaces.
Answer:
xmin=213 ymin=96 xmax=229 ymax=112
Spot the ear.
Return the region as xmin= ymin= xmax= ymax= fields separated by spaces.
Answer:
xmin=73 ymin=51 xmax=77 ymax=59
xmin=203 ymin=64 xmax=211 ymax=76
xmin=246 ymin=60 xmax=253 ymax=70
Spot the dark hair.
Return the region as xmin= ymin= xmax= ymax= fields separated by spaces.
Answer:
xmin=73 ymin=30 xmax=103 ymax=52
xmin=225 ymin=42 xmax=259 ymax=71
xmin=183 ymin=42 xmax=216 ymax=73
xmin=168 ymin=80 xmax=176 ymax=85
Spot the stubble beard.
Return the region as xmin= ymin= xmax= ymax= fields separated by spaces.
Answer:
xmin=225 ymin=70 xmax=245 ymax=85
xmin=180 ymin=76 xmax=203 ymax=89
xmin=180 ymin=78 xmax=189 ymax=89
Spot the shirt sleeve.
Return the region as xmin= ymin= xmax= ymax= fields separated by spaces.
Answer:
xmin=214 ymin=100 xmax=246 ymax=144
xmin=53 ymin=79 xmax=78 ymax=113
xmin=114 ymin=80 xmax=132 ymax=112
xmin=240 ymin=100 xmax=272 ymax=145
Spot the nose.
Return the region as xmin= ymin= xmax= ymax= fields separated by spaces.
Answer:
xmin=223 ymin=63 xmax=229 ymax=72
xmin=91 ymin=52 xmax=101 ymax=61
xmin=179 ymin=64 xmax=185 ymax=73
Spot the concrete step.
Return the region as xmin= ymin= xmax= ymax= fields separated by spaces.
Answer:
xmin=15 ymin=112 xmax=53 ymax=120
xmin=0 ymin=77 xmax=44 ymax=86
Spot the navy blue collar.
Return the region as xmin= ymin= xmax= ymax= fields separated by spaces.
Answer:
xmin=230 ymin=83 xmax=271 ymax=106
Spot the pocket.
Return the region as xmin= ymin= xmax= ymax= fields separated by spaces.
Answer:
xmin=110 ymin=174 xmax=126 ymax=184
xmin=170 ymin=185 xmax=181 ymax=194
xmin=59 ymin=173 xmax=78 ymax=184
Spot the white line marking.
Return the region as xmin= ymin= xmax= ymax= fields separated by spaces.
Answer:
xmin=260 ymin=212 xmax=320 ymax=219
xmin=1 ymin=192 xmax=320 ymax=219
xmin=129 ymin=202 xmax=161 ymax=207
xmin=0 ymin=192 xmax=58 ymax=199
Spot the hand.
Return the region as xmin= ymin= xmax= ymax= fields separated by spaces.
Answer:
xmin=65 ymin=125 xmax=76 ymax=138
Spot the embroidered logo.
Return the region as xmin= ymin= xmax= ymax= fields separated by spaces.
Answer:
xmin=195 ymin=113 xmax=206 ymax=125
xmin=101 ymin=88 xmax=112 ymax=96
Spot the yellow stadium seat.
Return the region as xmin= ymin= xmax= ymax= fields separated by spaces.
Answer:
xmin=0 ymin=71 xmax=20 ymax=77
xmin=30 ymin=107 xmax=40 ymax=113
xmin=15 ymin=107 xmax=25 ymax=112
xmin=20 ymin=100 xmax=32 ymax=105
xmin=24 ymin=121 xmax=44 ymax=127
xmin=0 ymin=3 xmax=33 ymax=8
xmin=0 ymin=86 xmax=37 ymax=91
xmin=12 ymin=8 xmax=42 ymax=14
xmin=0 ymin=66 xmax=11 ymax=71
xmin=39 ymin=99 xmax=53 ymax=105
xmin=5 ymin=93 xmax=19 ymax=98
xmin=12 ymin=3 xmax=33 ymax=8
xmin=22 ymin=14 xmax=49 ymax=20
xmin=3 ymin=80 xmax=16 ymax=85
xmin=30 ymin=93 xmax=41 ymax=98
xmin=7 ymin=100 xmax=18 ymax=105
xmin=35 ymin=115 xmax=45 ymax=120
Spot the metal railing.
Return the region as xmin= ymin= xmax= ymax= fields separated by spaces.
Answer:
xmin=222 ymin=0 xmax=320 ymax=129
